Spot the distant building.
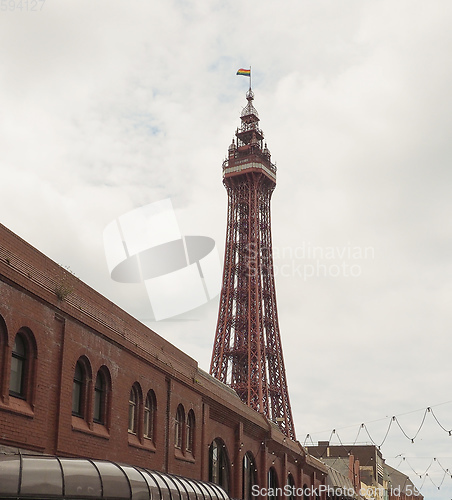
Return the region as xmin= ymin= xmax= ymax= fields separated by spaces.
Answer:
xmin=307 ymin=443 xmax=423 ymax=500
xmin=323 ymin=460 xmax=365 ymax=500
xmin=321 ymin=456 xmax=362 ymax=497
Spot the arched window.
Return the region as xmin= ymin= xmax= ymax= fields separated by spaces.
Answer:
xmin=303 ymin=484 xmax=309 ymax=500
xmin=72 ymin=357 xmax=91 ymax=418
xmin=144 ymin=390 xmax=156 ymax=441
xmin=243 ymin=452 xmax=257 ymax=500
xmin=186 ymin=409 xmax=195 ymax=454
xmin=93 ymin=367 xmax=110 ymax=425
xmin=209 ymin=439 xmax=229 ymax=492
xmin=175 ymin=404 xmax=184 ymax=449
xmin=9 ymin=334 xmax=26 ymax=398
xmin=268 ymin=468 xmax=279 ymax=500
xmin=9 ymin=329 xmax=36 ymax=403
xmin=128 ymin=384 xmax=140 ymax=434
xmin=286 ymin=473 xmax=296 ymax=500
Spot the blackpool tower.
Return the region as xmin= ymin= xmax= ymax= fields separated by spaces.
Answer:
xmin=210 ymin=86 xmax=296 ymax=440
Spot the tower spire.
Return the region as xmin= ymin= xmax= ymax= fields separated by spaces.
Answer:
xmin=210 ymin=90 xmax=296 ymax=440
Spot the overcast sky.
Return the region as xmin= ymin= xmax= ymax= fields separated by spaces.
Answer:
xmin=1 ymin=1 xmax=451 ymax=498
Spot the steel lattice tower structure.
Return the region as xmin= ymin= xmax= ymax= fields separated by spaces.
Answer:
xmin=210 ymin=88 xmax=296 ymax=440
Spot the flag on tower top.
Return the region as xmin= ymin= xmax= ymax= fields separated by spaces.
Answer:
xmin=237 ymin=68 xmax=251 ymax=77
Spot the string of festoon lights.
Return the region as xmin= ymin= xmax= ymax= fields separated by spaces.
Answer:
xmin=317 ymin=453 xmax=452 ymax=492
xmin=303 ymin=400 xmax=452 ymax=492
xmin=393 ymin=456 xmax=452 ymax=491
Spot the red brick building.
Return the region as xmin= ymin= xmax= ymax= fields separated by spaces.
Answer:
xmin=0 ymin=222 xmax=326 ymax=498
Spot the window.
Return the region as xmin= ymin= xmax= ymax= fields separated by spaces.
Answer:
xmin=93 ymin=373 xmax=104 ymax=422
xmin=128 ymin=386 xmax=139 ymax=434
xmin=72 ymin=362 xmax=83 ymax=415
xmin=175 ymin=404 xmax=184 ymax=449
xmin=243 ymin=452 xmax=257 ymax=500
xmin=268 ymin=468 xmax=279 ymax=500
xmin=209 ymin=439 xmax=229 ymax=492
xmin=186 ymin=410 xmax=195 ymax=453
xmin=144 ymin=390 xmax=156 ymax=440
xmin=286 ymin=474 xmax=296 ymax=500
xmin=93 ymin=368 xmax=110 ymax=425
xmin=9 ymin=334 xmax=26 ymax=397
xmin=72 ymin=357 xmax=91 ymax=419
xmin=8 ymin=329 xmax=36 ymax=404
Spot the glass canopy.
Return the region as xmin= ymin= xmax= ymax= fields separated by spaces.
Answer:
xmin=0 ymin=455 xmax=230 ymax=500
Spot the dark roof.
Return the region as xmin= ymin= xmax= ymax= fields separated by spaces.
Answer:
xmin=321 ymin=461 xmax=365 ymax=500
xmin=384 ymin=463 xmax=423 ymax=498
xmin=321 ymin=457 xmax=351 ymax=479
xmin=0 ymin=454 xmax=230 ymax=500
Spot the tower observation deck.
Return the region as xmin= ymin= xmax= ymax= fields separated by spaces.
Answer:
xmin=210 ymin=89 xmax=295 ymax=440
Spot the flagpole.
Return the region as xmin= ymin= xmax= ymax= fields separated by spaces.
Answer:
xmin=249 ymin=66 xmax=252 ymax=90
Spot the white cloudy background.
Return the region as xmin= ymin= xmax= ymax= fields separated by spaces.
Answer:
xmin=1 ymin=1 xmax=451 ymax=498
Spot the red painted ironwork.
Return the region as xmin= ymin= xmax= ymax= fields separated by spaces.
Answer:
xmin=210 ymin=89 xmax=296 ymax=440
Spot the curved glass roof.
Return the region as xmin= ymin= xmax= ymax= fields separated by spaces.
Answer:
xmin=0 ymin=455 xmax=230 ymax=500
